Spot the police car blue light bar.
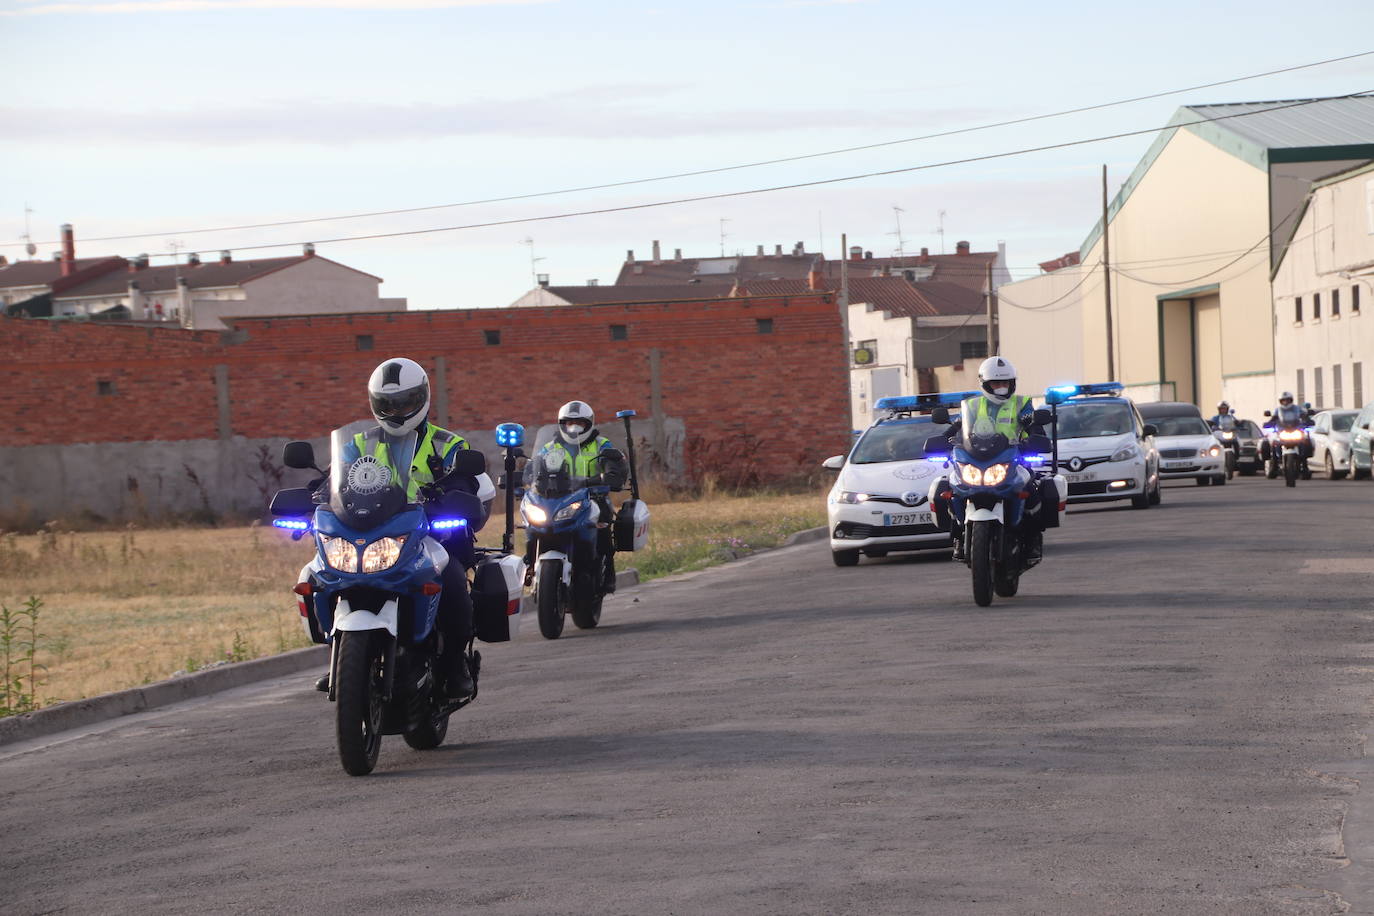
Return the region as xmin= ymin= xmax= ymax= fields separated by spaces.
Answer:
xmin=272 ymin=518 xmax=310 ymax=530
xmin=1044 ymin=381 xmax=1123 ymax=405
xmin=430 ymin=518 xmax=468 ymax=531
xmin=874 ymin=390 xmax=980 ymax=413
xmin=495 ymin=422 xmax=524 ymax=448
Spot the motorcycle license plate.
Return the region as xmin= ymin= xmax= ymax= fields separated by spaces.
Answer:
xmin=884 ymin=511 xmax=933 ymax=526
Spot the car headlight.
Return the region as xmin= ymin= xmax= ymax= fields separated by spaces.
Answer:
xmin=522 ymin=500 xmax=549 ymax=526
xmin=983 ymin=463 xmax=1009 ymax=486
xmin=1110 ymin=444 xmax=1140 ymax=463
xmin=321 ymin=536 xmax=358 ymax=573
xmin=958 ymin=463 xmax=983 ymax=486
xmin=837 ymin=491 xmax=871 ymax=504
xmin=1206 ymin=445 xmax=1221 ymax=457
xmin=553 ymin=500 xmax=584 ymax=522
xmin=361 ymin=536 xmax=406 ymax=573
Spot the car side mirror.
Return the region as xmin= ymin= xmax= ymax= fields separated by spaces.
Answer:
xmin=1263 ymin=410 xmax=1272 ymax=417
xmin=282 ymin=441 xmax=318 ymax=470
xmin=930 ymin=407 xmax=951 ymax=425
xmin=449 ymin=449 xmax=487 ymax=476
xmin=1031 ymin=408 xmax=1053 ymax=427
xmin=821 ymin=455 xmax=844 ymax=471
xmin=1142 ymin=424 xmax=1158 ymax=437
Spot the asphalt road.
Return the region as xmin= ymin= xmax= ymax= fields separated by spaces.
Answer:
xmin=4 ymin=475 xmax=1374 ymax=915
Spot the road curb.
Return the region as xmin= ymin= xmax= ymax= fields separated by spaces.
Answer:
xmin=782 ymin=526 xmax=828 ymax=547
xmin=0 ymin=645 xmax=328 ymax=748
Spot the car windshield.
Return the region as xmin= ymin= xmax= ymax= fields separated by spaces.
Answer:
xmin=1055 ymin=402 xmax=1134 ymax=438
xmin=850 ymin=421 xmax=950 ymax=464
xmin=1332 ymin=413 xmax=1356 ymax=432
xmin=1149 ymin=415 xmax=1210 ymax=436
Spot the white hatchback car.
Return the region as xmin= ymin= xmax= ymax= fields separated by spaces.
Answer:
xmin=1048 ymin=389 xmax=1161 ymax=509
xmin=1310 ymin=409 xmax=1359 ymax=478
xmin=822 ymin=397 xmax=962 ymax=566
xmin=1137 ymin=402 xmax=1227 ymax=486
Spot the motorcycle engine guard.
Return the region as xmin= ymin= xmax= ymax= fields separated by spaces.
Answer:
xmin=966 ymin=505 xmax=1004 ymax=524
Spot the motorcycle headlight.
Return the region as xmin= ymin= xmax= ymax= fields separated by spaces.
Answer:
xmin=983 ymin=463 xmax=1009 ymax=486
xmin=836 ymin=491 xmax=871 ymax=504
xmin=553 ymin=500 xmax=585 ymax=522
xmin=1220 ymin=431 xmax=1235 ymax=440
xmin=320 ymin=536 xmax=358 ymax=573
xmin=958 ymin=463 xmax=984 ymax=486
xmin=1279 ymin=429 xmax=1304 ymax=442
xmin=361 ymin=536 xmax=406 ymax=573
xmin=1110 ymin=444 xmax=1140 ymax=463
xmin=522 ymin=500 xmax=549 ymax=526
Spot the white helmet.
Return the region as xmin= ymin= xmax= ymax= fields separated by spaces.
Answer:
xmin=557 ymin=400 xmax=596 ymax=447
xmin=367 ymin=357 xmax=430 ymax=436
xmin=977 ymin=356 xmax=1017 ymax=405
xmin=1279 ymin=390 xmax=1294 ymax=405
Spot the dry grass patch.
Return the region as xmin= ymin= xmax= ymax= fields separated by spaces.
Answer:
xmin=1 ymin=488 xmax=825 ymax=707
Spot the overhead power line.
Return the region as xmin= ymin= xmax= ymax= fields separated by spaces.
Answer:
xmin=100 ymin=90 xmax=1371 ymax=259
xmin=7 ymin=50 xmax=1372 ymax=250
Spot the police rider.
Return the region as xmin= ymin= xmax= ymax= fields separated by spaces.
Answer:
xmin=525 ymin=400 xmax=630 ymax=592
xmin=1209 ymin=401 xmax=1238 ymax=432
xmin=316 ymin=357 xmax=494 ymax=698
xmin=936 ymin=357 xmax=1048 ymax=562
xmin=1265 ymin=390 xmax=1312 ymax=472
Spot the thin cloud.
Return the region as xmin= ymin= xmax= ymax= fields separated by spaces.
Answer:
xmin=1 ymin=0 xmax=548 ymax=15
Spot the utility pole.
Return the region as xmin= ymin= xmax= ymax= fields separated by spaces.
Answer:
xmin=985 ymin=260 xmax=999 ymax=356
xmin=840 ymin=232 xmax=853 ymax=432
xmin=1102 ymin=165 xmax=1116 ymax=381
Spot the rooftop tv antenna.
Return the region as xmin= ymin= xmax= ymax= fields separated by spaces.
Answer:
xmin=22 ymin=203 xmax=36 ymax=257
xmin=718 ymin=218 xmax=731 ymax=257
xmin=888 ymin=205 xmax=907 ymax=261
xmin=522 ymin=236 xmax=545 ymax=286
xmin=934 ymin=209 xmax=948 ymax=255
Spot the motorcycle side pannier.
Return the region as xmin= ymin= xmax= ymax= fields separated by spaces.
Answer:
xmin=614 ymin=499 xmax=651 ymax=552
xmin=1038 ymin=477 xmax=1063 ymax=528
xmin=472 ymin=553 xmax=525 ymax=643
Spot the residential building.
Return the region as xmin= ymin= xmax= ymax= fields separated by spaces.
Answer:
xmin=998 ymin=95 xmax=1374 ymax=417
xmin=0 ymin=224 xmax=125 ymax=315
xmin=1271 ymin=160 xmax=1374 ymax=410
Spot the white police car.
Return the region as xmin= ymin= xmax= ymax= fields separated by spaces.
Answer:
xmin=821 ymin=393 xmax=968 ymax=566
xmin=1046 ymin=383 xmax=1161 ymax=509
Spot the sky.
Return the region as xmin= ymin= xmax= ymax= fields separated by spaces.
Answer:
xmin=2 ymin=0 xmax=1373 ymax=309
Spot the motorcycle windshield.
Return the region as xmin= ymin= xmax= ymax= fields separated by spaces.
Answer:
xmin=960 ymin=413 xmax=1013 ymax=462
xmin=328 ymin=425 xmax=409 ymax=530
xmin=526 ymin=446 xmax=598 ymax=498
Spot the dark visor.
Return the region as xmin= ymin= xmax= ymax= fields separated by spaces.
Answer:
xmin=370 ymin=383 xmax=428 ymax=422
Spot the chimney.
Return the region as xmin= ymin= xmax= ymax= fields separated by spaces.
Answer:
xmin=60 ymin=224 xmax=76 ymax=277
xmin=756 ymin=245 xmax=765 ymax=256
xmin=808 ymin=256 xmax=826 ymax=291
xmin=651 ymin=240 xmax=661 ymax=264
xmin=51 ymin=252 xmax=61 ymax=262
xmin=956 ymin=240 xmax=970 ymax=255
xmin=919 ymin=247 xmax=930 ymax=265
xmin=219 ymin=250 xmax=232 ymax=265
xmin=674 ymin=248 xmax=683 ymax=260
xmin=864 ymin=250 xmax=873 ymax=260
xmin=795 ymin=241 xmax=805 ymax=254
xmin=303 ymin=242 xmax=316 ymax=257
xmin=128 ymin=280 xmax=144 ymax=321
xmin=537 ymin=273 xmax=550 ymax=288
xmin=774 ymin=244 xmax=783 ymax=256
xmin=187 ymin=252 xmax=201 ymax=267
xmin=626 ymin=249 xmax=635 ymax=262
xmin=587 ymin=279 xmax=599 ymax=286
xmin=849 ymin=245 xmax=863 ymax=261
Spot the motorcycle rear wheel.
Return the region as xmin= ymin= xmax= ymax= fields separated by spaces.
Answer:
xmin=335 ymin=631 xmax=385 ymax=776
xmin=969 ymin=521 xmax=994 ymax=608
xmin=537 ymin=561 xmax=566 ymax=640
xmin=403 ymin=667 xmax=451 ymax=750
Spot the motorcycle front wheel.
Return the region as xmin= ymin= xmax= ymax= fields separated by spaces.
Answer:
xmin=969 ymin=521 xmax=995 ymax=607
xmin=1283 ymin=453 xmax=1298 ymax=487
xmin=403 ymin=665 xmax=451 ymax=751
xmin=572 ymin=569 xmax=603 ymax=630
xmin=335 ymin=631 xmax=385 ymax=776
xmin=537 ymin=561 xmax=566 ymax=639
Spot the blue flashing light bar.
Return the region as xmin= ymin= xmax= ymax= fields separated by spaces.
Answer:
xmin=1045 ymin=381 xmax=1123 ymax=405
xmin=495 ymin=422 xmax=524 ymax=448
xmin=273 ymin=518 xmax=310 ymax=531
xmin=875 ymin=390 xmax=980 ymax=413
xmin=615 ymin=409 xmax=637 ymax=419
xmin=430 ymin=518 xmax=469 ymax=531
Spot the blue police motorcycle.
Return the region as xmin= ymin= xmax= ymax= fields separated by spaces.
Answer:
xmin=925 ymin=406 xmax=1061 ymax=607
xmin=270 ymin=425 xmax=526 ymax=776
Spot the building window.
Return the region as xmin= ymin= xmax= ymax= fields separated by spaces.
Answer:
xmin=1355 ymin=285 xmax=1362 ymax=314
xmin=1295 ymin=297 xmax=1303 ymax=323
xmin=756 ymin=318 xmax=774 ymax=334
xmin=609 ymin=324 xmax=628 ymax=341
xmin=1297 ymin=368 xmax=1305 ymax=404
xmin=1315 ymin=366 xmax=1324 ymax=407
xmin=97 ymin=380 xmax=115 ymax=396
xmin=1356 ymin=362 xmax=1365 ymax=406
xmin=484 ymin=329 xmax=501 ymax=345
xmin=1334 ymin=364 xmax=1344 ymax=408
xmin=355 ymin=334 xmax=374 ymax=351
xmin=1333 ymin=289 xmax=1341 ymax=317
xmin=1314 ymin=293 xmax=1322 ymax=320
xmin=960 ymin=340 xmax=989 ymax=360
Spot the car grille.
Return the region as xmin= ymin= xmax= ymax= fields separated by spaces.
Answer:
xmin=1159 ymin=447 xmax=1197 ymax=459
xmin=835 ymin=521 xmax=942 ymax=539
xmin=1161 ymin=464 xmax=1202 ymax=473
xmin=865 ymin=494 xmax=929 ymax=507
xmin=1056 ymin=454 xmax=1112 ymax=471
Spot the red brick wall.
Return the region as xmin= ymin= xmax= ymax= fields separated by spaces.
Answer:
xmin=2 ymin=294 xmax=850 ymax=479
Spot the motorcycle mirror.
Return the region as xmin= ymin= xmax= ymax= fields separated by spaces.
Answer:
xmin=1031 ymin=408 xmax=1053 ymax=427
xmin=449 ymin=449 xmax=487 ymax=477
xmin=930 ymin=407 xmax=951 ymax=425
xmin=1142 ymin=424 xmax=1158 ymax=437
xmin=602 ymin=448 xmax=625 ymax=463
xmin=282 ymin=441 xmax=318 ymax=470
xmin=1264 ymin=410 xmax=1272 ymax=417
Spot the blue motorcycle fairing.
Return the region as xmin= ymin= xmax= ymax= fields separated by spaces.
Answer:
xmin=524 ymin=488 xmax=601 ymax=541
xmin=308 ymin=505 xmax=445 ymax=644
xmin=947 ymin=443 xmax=1032 ymax=530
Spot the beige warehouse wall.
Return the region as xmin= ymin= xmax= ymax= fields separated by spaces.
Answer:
xmin=995 ymin=264 xmax=1088 ymax=396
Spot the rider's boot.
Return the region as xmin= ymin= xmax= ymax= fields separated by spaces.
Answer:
xmin=1024 ymin=530 xmax=1043 ymax=562
xmin=314 ymin=673 xmax=329 ymax=693
xmin=444 ymin=651 xmax=474 ymax=699
xmin=602 ymin=554 xmax=617 ymax=593
xmin=951 ymin=536 xmax=966 ymax=562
